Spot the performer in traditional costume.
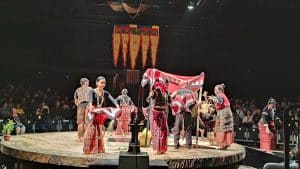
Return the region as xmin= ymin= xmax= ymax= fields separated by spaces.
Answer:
xmin=149 ymin=79 xmax=170 ymax=154
xmin=258 ymin=97 xmax=280 ymax=151
xmin=210 ymin=83 xmax=234 ymax=150
xmin=83 ymin=76 xmax=120 ymax=154
xmin=74 ymin=78 xmax=92 ymax=141
xmin=172 ymin=89 xmax=197 ymax=149
xmin=115 ymin=89 xmax=135 ymax=135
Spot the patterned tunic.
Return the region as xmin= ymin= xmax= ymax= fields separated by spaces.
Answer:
xmin=214 ymin=93 xmax=233 ymax=132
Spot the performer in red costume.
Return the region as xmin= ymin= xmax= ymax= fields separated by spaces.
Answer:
xmin=115 ymin=89 xmax=136 ymax=135
xmin=210 ymin=83 xmax=234 ymax=150
xmin=83 ymin=76 xmax=120 ymax=154
xmin=149 ymin=79 xmax=171 ymax=154
xmin=258 ymin=97 xmax=280 ymax=151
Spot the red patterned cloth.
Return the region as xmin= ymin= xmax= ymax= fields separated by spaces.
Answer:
xmin=141 ymin=68 xmax=205 ymax=93
xmin=83 ymin=106 xmax=116 ymax=154
xmin=115 ymin=106 xmax=131 ymax=135
xmin=94 ymin=113 xmax=109 ymax=125
xmin=170 ymin=89 xmax=196 ymax=115
xmin=152 ymin=109 xmax=168 ymax=153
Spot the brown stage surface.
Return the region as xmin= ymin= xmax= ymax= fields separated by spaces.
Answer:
xmin=0 ymin=132 xmax=245 ymax=169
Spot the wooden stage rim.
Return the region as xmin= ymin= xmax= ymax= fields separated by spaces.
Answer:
xmin=0 ymin=132 xmax=246 ymax=169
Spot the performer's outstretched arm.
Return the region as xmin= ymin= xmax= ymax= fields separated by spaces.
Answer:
xmin=106 ymin=91 xmax=120 ymax=108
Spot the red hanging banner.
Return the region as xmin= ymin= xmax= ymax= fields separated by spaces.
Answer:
xmin=112 ymin=26 xmax=121 ymax=67
xmin=129 ymin=25 xmax=141 ymax=70
xmin=121 ymin=32 xmax=129 ymax=68
xmin=150 ymin=26 xmax=159 ymax=68
xmin=112 ymin=25 xmax=159 ymax=69
xmin=141 ymin=33 xmax=150 ymax=69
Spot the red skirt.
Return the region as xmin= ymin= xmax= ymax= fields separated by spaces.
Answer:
xmin=83 ymin=107 xmax=108 ymax=154
xmin=152 ymin=109 xmax=168 ymax=153
xmin=94 ymin=113 xmax=109 ymax=125
xmin=215 ymin=131 xmax=234 ymax=148
xmin=258 ymin=123 xmax=276 ymax=151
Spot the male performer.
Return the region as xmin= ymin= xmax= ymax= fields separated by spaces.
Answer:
xmin=172 ymin=89 xmax=197 ymax=149
xmin=74 ymin=78 xmax=92 ymax=141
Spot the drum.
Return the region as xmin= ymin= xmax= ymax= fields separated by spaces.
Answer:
xmin=207 ymin=132 xmax=218 ymax=146
xmin=139 ymin=128 xmax=152 ymax=147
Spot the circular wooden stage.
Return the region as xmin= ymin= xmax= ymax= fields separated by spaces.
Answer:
xmin=0 ymin=132 xmax=245 ymax=169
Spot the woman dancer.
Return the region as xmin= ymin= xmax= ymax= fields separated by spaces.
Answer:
xmin=83 ymin=76 xmax=119 ymax=154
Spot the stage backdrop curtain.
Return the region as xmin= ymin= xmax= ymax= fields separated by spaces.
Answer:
xmin=112 ymin=26 xmax=121 ymax=67
xmin=112 ymin=25 xmax=159 ymax=69
xmin=121 ymin=31 xmax=129 ymax=68
xmin=150 ymin=26 xmax=159 ymax=68
xmin=129 ymin=24 xmax=141 ymax=70
xmin=141 ymin=32 xmax=150 ymax=69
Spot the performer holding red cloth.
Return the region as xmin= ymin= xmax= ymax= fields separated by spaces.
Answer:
xmin=211 ymin=83 xmax=234 ymax=150
xmin=258 ymin=98 xmax=280 ymax=151
xmin=83 ymin=76 xmax=120 ymax=154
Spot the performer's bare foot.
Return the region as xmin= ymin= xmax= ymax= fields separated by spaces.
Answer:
xmin=217 ymin=145 xmax=228 ymax=150
xmin=174 ymin=144 xmax=181 ymax=149
xmin=200 ymin=137 xmax=207 ymax=141
xmin=156 ymin=152 xmax=166 ymax=155
xmin=76 ymin=137 xmax=83 ymax=142
xmin=186 ymin=145 xmax=192 ymax=149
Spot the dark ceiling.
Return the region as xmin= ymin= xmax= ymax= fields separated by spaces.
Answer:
xmin=0 ymin=0 xmax=300 ymax=98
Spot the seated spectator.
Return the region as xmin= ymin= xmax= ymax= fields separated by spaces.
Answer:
xmin=235 ymin=105 xmax=245 ymax=120
xmin=35 ymin=105 xmax=50 ymax=132
xmin=233 ymin=111 xmax=241 ymax=126
xmin=242 ymin=110 xmax=255 ymax=127
xmin=10 ymin=108 xmax=26 ymax=135
xmin=41 ymin=102 xmax=50 ymax=115
xmin=52 ymin=100 xmax=63 ymax=120
xmin=0 ymin=102 xmax=11 ymax=119
xmin=7 ymin=97 xmax=14 ymax=108
xmin=62 ymin=104 xmax=74 ymax=120
xmin=15 ymin=103 xmax=25 ymax=116
xmin=253 ymin=108 xmax=262 ymax=127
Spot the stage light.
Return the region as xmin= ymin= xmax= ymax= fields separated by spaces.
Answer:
xmin=187 ymin=1 xmax=195 ymax=11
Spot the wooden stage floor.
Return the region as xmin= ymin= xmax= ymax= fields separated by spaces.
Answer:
xmin=0 ymin=132 xmax=246 ymax=169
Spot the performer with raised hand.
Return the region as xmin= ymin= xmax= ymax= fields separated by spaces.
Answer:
xmin=210 ymin=83 xmax=234 ymax=150
xmin=83 ymin=76 xmax=120 ymax=154
xmin=115 ymin=88 xmax=136 ymax=135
